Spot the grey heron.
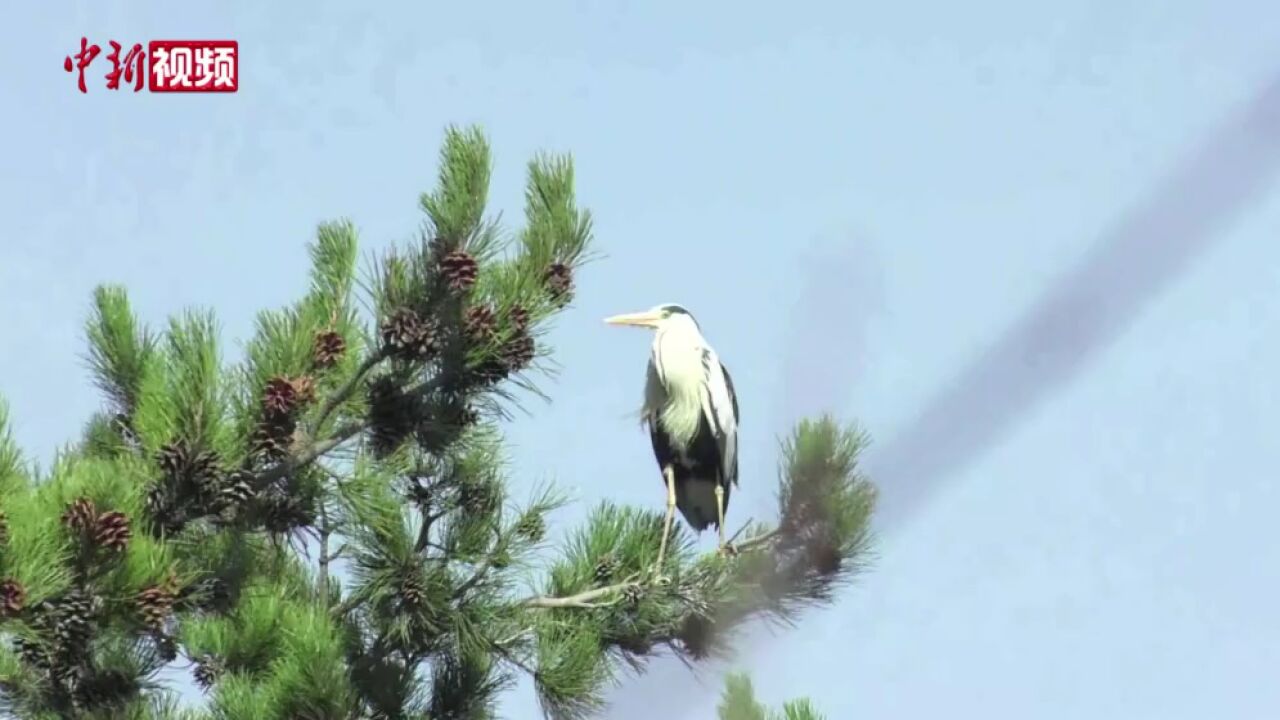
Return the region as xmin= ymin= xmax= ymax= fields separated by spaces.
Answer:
xmin=604 ymin=303 xmax=740 ymax=574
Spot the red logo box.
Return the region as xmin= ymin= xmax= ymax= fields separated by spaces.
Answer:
xmin=148 ymin=40 xmax=238 ymax=93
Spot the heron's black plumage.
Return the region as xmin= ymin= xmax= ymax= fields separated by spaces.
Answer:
xmin=657 ymin=304 xmax=701 ymax=330
xmin=646 ymin=356 xmax=739 ymax=532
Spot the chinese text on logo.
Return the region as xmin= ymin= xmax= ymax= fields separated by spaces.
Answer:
xmin=62 ymin=37 xmax=238 ymax=94
xmin=149 ymin=41 xmax=238 ymax=93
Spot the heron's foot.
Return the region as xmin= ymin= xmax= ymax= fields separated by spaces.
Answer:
xmin=717 ymin=542 xmax=738 ymax=559
xmin=649 ymin=564 xmax=672 ymax=587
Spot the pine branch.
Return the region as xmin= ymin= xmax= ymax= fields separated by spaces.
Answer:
xmin=453 ymin=553 xmax=500 ymax=600
xmin=313 ymin=350 xmax=385 ymax=431
xmin=252 ymin=419 xmax=365 ymax=488
xmin=521 ymin=575 xmax=643 ymax=609
xmin=412 ymin=508 xmax=450 ymax=554
xmin=318 ymin=502 xmax=333 ymax=604
xmin=517 ymin=528 xmax=787 ymax=612
xmin=490 ymin=637 xmax=539 ymax=678
xmin=330 ymin=594 xmax=361 ymax=620
xmin=731 ymin=528 xmax=782 ymax=555
xmin=513 ymin=528 xmax=781 ymax=612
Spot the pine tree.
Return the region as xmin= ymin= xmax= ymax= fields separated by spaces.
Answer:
xmin=718 ymin=672 xmax=828 ymax=720
xmin=0 ymin=126 xmax=878 ymax=719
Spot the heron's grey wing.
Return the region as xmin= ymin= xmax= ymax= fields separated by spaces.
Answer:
xmin=642 ymin=355 xmax=667 ymax=424
xmin=721 ymin=360 xmax=739 ymax=420
xmin=699 ymin=349 xmax=739 ymax=486
xmin=719 ymin=360 xmax=739 ymax=486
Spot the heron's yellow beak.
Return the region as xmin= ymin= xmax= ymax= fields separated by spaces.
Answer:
xmin=604 ymin=310 xmax=662 ymax=328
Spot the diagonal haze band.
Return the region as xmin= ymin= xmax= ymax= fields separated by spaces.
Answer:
xmin=869 ymin=70 xmax=1280 ymax=531
xmin=607 ymin=69 xmax=1280 ymax=719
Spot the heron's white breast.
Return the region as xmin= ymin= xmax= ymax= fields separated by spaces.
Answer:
xmin=648 ymin=321 xmax=707 ymax=448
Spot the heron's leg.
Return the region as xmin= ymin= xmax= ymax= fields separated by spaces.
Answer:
xmin=654 ymin=466 xmax=677 ymax=583
xmin=715 ymin=485 xmax=736 ymax=557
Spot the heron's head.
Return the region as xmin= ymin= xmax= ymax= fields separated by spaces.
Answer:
xmin=603 ymin=303 xmax=699 ymax=332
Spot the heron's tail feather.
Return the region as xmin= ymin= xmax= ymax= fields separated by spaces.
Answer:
xmin=676 ymin=478 xmax=722 ymax=531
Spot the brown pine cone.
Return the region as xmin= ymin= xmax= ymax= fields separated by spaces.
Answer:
xmin=380 ymin=308 xmax=440 ymax=360
xmin=94 ymin=511 xmax=131 ymax=552
xmin=218 ymin=471 xmax=255 ymax=509
xmin=251 ymin=414 xmax=295 ymax=461
xmin=155 ymin=443 xmax=222 ymax=493
xmin=144 ymin=483 xmax=168 ymax=517
xmin=155 ymin=442 xmax=193 ymax=478
xmin=262 ymin=377 xmax=300 ymax=417
xmin=399 ymin=574 xmax=426 ymax=608
xmin=136 ymin=585 xmax=175 ymax=631
xmin=439 ymin=250 xmax=479 ymax=292
xmin=289 ymin=375 xmax=316 ymax=406
xmin=192 ymin=654 xmax=223 ymax=690
xmin=188 ymin=449 xmax=222 ymax=488
xmin=458 ymin=481 xmax=499 ymax=517
xmin=48 ymin=589 xmax=96 ymax=650
xmin=463 ymin=305 xmax=498 ymax=346
xmin=380 ymin=308 xmax=421 ymax=351
xmin=0 ymin=579 xmax=25 ymax=617
xmin=501 ymin=333 xmax=536 ymax=372
xmin=61 ymin=497 xmax=99 ymax=535
xmin=543 ymin=262 xmax=574 ymax=305
xmin=514 ymin=512 xmax=546 ymax=543
xmin=593 ymin=552 xmax=619 ymax=585
xmin=312 ymin=330 xmax=346 ymax=369
xmin=508 ymin=305 xmax=530 ymax=333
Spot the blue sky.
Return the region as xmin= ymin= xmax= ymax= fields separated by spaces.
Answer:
xmin=3 ymin=1 xmax=1280 ymax=718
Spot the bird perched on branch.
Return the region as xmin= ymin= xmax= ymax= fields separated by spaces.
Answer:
xmin=605 ymin=303 xmax=739 ymax=576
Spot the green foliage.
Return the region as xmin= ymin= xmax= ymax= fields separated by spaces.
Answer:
xmin=131 ymin=310 xmax=230 ymax=456
xmin=719 ymin=673 xmax=769 ymax=720
xmin=307 ymin=220 xmax=360 ymax=322
xmin=0 ymin=125 xmax=878 ymax=720
xmin=718 ymin=672 xmax=827 ymax=720
xmin=84 ymin=285 xmax=157 ymax=418
xmin=420 ymin=125 xmax=494 ymax=246
xmin=506 ymin=154 xmax=594 ymax=302
xmin=0 ymin=400 xmax=25 ymax=491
